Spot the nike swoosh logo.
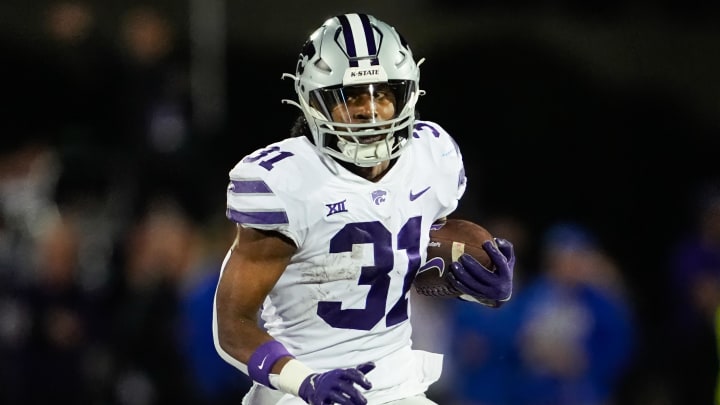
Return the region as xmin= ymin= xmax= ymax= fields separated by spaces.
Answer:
xmin=409 ymin=186 xmax=431 ymax=201
xmin=417 ymin=257 xmax=446 ymax=277
xmin=258 ymin=354 xmax=269 ymax=370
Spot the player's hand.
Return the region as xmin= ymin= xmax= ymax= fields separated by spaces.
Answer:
xmin=298 ymin=362 xmax=375 ymax=405
xmin=448 ymin=238 xmax=514 ymax=306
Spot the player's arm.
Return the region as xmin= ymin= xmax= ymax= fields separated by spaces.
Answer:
xmin=214 ymin=224 xmax=296 ymax=373
xmin=214 ymin=225 xmax=374 ymax=404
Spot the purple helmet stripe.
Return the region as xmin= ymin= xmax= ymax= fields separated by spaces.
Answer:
xmin=337 ymin=14 xmax=358 ymax=67
xmin=230 ymin=179 xmax=272 ymax=194
xmin=226 ymin=208 xmax=289 ymax=225
xmin=337 ymin=13 xmax=380 ymax=68
xmin=357 ymin=14 xmax=379 ymax=66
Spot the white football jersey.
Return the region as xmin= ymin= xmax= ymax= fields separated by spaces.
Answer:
xmin=221 ymin=120 xmax=466 ymax=403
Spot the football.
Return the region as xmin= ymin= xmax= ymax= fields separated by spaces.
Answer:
xmin=414 ymin=219 xmax=495 ymax=298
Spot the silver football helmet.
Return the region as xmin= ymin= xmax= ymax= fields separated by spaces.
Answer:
xmin=282 ymin=13 xmax=424 ymax=167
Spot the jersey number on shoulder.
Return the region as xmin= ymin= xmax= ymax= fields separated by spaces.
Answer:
xmin=319 ymin=217 xmax=423 ymax=331
xmin=242 ymin=146 xmax=294 ymax=171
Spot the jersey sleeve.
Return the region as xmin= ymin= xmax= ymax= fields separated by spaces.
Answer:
xmin=225 ymin=142 xmax=308 ymax=247
xmin=413 ymin=120 xmax=467 ymax=220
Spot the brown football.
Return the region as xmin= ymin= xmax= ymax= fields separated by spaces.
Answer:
xmin=414 ymin=219 xmax=494 ymax=298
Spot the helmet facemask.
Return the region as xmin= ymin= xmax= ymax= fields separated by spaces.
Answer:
xmin=305 ymin=80 xmax=418 ymax=167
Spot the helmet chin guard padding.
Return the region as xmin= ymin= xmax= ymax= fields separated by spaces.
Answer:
xmin=282 ymin=13 xmax=423 ymax=167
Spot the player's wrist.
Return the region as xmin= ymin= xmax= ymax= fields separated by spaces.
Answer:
xmin=269 ymin=359 xmax=315 ymax=396
xmin=248 ymin=340 xmax=295 ymax=389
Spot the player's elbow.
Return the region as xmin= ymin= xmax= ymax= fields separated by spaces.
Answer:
xmin=213 ymin=314 xmax=257 ymax=372
xmin=215 ymin=324 xmax=236 ymax=355
xmin=215 ymin=313 xmax=254 ymax=357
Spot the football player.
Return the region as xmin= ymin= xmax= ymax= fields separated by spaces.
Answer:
xmin=213 ymin=13 xmax=515 ymax=405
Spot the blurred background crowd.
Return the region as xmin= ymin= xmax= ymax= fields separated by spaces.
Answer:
xmin=1 ymin=1 xmax=720 ymax=404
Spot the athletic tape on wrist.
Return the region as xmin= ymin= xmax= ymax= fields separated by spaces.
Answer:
xmin=270 ymin=358 xmax=315 ymax=396
xmin=248 ymin=340 xmax=294 ymax=388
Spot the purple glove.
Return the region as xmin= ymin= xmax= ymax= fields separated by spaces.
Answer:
xmin=448 ymin=238 xmax=515 ymax=307
xmin=298 ymin=362 xmax=375 ymax=405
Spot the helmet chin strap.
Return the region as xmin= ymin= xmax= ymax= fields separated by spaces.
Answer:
xmin=337 ymin=135 xmax=393 ymax=167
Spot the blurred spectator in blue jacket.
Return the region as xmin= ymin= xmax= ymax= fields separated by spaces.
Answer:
xmin=108 ymin=196 xmax=251 ymax=405
xmin=509 ymin=222 xmax=636 ymax=405
xmin=175 ymin=217 xmax=253 ymax=404
xmin=447 ymin=221 xmax=636 ymax=405
xmin=107 ymin=197 xmax=196 ymax=405
xmin=444 ymin=215 xmax=531 ymax=405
